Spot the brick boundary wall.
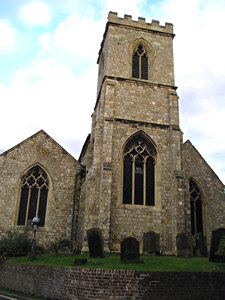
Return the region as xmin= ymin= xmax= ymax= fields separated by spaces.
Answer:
xmin=0 ymin=262 xmax=225 ymax=299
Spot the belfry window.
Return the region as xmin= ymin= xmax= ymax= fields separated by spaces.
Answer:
xmin=17 ymin=166 xmax=49 ymax=227
xmin=123 ymin=133 xmax=156 ymax=206
xmin=132 ymin=44 xmax=148 ymax=80
xmin=189 ymin=179 xmax=203 ymax=235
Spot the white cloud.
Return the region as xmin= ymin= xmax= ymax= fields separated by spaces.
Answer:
xmin=20 ymin=1 xmax=51 ymax=26
xmin=38 ymin=33 xmax=51 ymax=55
xmin=0 ymin=54 xmax=97 ymax=158
xmin=53 ymin=14 xmax=103 ymax=59
xmin=0 ymin=19 xmax=17 ymax=52
xmin=103 ymin=0 xmax=141 ymax=19
xmin=158 ymin=0 xmax=225 ymax=182
xmin=1 ymin=0 xmax=225 ymax=183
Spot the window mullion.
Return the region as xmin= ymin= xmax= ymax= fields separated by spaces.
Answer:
xmin=139 ymin=55 xmax=141 ymax=79
xmin=194 ymin=201 xmax=197 ymax=234
xmin=132 ymin=157 xmax=135 ymax=204
xmin=25 ymin=188 xmax=31 ymax=225
xmin=143 ymin=157 xmax=146 ymax=205
xmin=36 ymin=187 xmax=41 ymax=217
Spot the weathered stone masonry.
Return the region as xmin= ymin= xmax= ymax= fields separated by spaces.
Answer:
xmin=0 ymin=12 xmax=224 ymax=254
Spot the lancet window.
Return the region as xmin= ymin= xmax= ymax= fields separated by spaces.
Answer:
xmin=123 ymin=133 xmax=156 ymax=206
xmin=189 ymin=179 xmax=203 ymax=235
xmin=132 ymin=44 xmax=148 ymax=80
xmin=17 ymin=165 xmax=49 ymax=227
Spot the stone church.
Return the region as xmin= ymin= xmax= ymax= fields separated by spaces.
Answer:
xmin=0 ymin=12 xmax=224 ymax=255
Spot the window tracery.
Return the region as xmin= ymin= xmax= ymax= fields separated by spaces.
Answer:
xmin=189 ymin=179 xmax=203 ymax=235
xmin=17 ymin=165 xmax=49 ymax=227
xmin=123 ymin=133 xmax=156 ymax=206
xmin=132 ymin=44 xmax=148 ymax=80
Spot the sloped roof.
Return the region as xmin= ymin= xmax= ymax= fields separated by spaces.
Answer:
xmin=0 ymin=129 xmax=78 ymax=162
xmin=183 ymin=139 xmax=224 ymax=186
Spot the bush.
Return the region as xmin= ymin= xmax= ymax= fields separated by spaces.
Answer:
xmin=0 ymin=252 xmax=6 ymax=265
xmin=48 ymin=238 xmax=81 ymax=255
xmin=216 ymin=235 xmax=225 ymax=261
xmin=0 ymin=228 xmax=31 ymax=257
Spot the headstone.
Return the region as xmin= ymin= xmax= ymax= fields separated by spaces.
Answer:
xmin=87 ymin=227 xmax=104 ymax=258
xmin=57 ymin=239 xmax=73 ymax=255
xmin=121 ymin=237 xmax=140 ymax=262
xmin=143 ymin=231 xmax=160 ymax=255
xmin=192 ymin=233 xmax=207 ymax=256
xmin=176 ymin=232 xmax=191 ymax=257
xmin=209 ymin=227 xmax=225 ymax=262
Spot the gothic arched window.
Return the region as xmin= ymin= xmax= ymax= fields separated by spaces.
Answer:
xmin=189 ymin=179 xmax=203 ymax=235
xmin=17 ymin=165 xmax=49 ymax=227
xmin=123 ymin=133 xmax=156 ymax=206
xmin=132 ymin=44 xmax=148 ymax=80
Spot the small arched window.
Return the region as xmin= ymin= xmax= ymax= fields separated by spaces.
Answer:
xmin=189 ymin=179 xmax=203 ymax=235
xmin=132 ymin=44 xmax=148 ymax=80
xmin=17 ymin=165 xmax=49 ymax=227
xmin=123 ymin=132 xmax=156 ymax=206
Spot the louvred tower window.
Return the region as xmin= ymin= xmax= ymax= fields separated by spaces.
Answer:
xmin=17 ymin=165 xmax=49 ymax=227
xmin=132 ymin=44 xmax=148 ymax=80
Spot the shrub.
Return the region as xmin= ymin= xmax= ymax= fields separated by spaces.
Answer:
xmin=48 ymin=238 xmax=81 ymax=255
xmin=216 ymin=235 xmax=225 ymax=261
xmin=0 ymin=228 xmax=31 ymax=257
xmin=0 ymin=252 xmax=6 ymax=265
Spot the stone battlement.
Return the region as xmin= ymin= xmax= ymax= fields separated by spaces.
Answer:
xmin=108 ymin=11 xmax=173 ymax=34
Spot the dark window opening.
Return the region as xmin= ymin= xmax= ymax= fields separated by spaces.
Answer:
xmin=17 ymin=166 xmax=49 ymax=227
xmin=122 ymin=133 xmax=156 ymax=206
xmin=146 ymin=156 xmax=155 ymax=206
xmin=189 ymin=179 xmax=203 ymax=235
xmin=134 ymin=155 xmax=144 ymax=205
xmin=123 ymin=154 xmax=132 ymax=204
xmin=132 ymin=44 xmax=148 ymax=80
xmin=132 ymin=53 xmax=139 ymax=78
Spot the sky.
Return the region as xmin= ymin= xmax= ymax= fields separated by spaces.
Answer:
xmin=0 ymin=0 xmax=225 ymax=183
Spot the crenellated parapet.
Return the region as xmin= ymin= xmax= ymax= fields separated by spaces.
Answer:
xmin=108 ymin=11 xmax=173 ymax=35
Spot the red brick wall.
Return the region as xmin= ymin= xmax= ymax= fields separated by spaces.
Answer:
xmin=0 ymin=263 xmax=225 ymax=299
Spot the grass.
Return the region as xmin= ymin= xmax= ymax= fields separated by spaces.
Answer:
xmin=7 ymin=253 xmax=225 ymax=272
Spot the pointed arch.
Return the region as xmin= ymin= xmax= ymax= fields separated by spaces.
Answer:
xmin=17 ymin=164 xmax=49 ymax=227
xmin=189 ymin=178 xmax=203 ymax=235
xmin=131 ymin=39 xmax=153 ymax=80
xmin=122 ymin=131 xmax=157 ymax=206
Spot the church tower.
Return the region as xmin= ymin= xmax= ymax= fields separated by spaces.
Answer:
xmin=81 ymin=12 xmax=187 ymax=254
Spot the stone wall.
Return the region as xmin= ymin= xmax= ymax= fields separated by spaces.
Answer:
xmin=182 ymin=140 xmax=225 ymax=250
xmin=82 ymin=12 xmax=184 ymax=254
xmin=0 ymin=263 xmax=225 ymax=300
xmin=0 ymin=130 xmax=82 ymax=247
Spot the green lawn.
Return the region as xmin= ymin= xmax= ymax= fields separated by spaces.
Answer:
xmin=8 ymin=254 xmax=225 ymax=272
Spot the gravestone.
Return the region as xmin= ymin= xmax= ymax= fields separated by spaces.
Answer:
xmin=87 ymin=227 xmax=104 ymax=258
xmin=57 ymin=239 xmax=73 ymax=255
xmin=209 ymin=227 xmax=225 ymax=262
xmin=121 ymin=237 xmax=140 ymax=262
xmin=192 ymin=233 xmax=207 ymax=256
xmin=143 ymin=231 xmax=160 ymax=255
xmin=176 ymin=232 xmax=191 ymax=257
